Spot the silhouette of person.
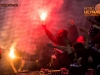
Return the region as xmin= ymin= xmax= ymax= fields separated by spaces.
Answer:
xmin=42 ymin=24 xmax=71 ymax=69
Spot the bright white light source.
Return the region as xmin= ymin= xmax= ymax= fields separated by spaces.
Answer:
xmin=40 ymin=12 xmax=47 ymax=21
xmin=9 ymin=43 xmax=16 ymax=59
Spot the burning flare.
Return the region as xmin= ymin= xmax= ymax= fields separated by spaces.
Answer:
xmin=40 ymin=11 xmax=47 ymax=21
xmin=9 ymin=43 xmax=16 ymax=59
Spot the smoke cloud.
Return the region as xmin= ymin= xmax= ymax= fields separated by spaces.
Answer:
xmin=0 ymin=0 xmax=64 ymax=57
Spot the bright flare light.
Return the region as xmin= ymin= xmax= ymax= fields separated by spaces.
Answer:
xmin=40 ymin=12 xmax=47 ymax=21
xmin=9 ymin=43 xmax=16 ymax=59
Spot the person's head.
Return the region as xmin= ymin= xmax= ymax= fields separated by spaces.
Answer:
xmin=77 ymin=35 xmax=85 ymax=45
xmin=73 ymin=42 xmax=85 ymax=51
xmin=73 ymin=42 xmax=85 ymax=59
xmin=56 ymin=29 xmax=68 ymax=38
xmin=56 ymin=29 xmax=68 ymax=45
xmin=70 ymin=20 xmax=75 ymax=25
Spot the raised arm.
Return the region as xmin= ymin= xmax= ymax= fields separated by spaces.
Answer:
xmin=42 ymin=25 xmax=57 ymax=44
xmin=87 ymin=17 xmax=100 ymax=26
xmin=79 ymin=27 xmax=90 ymax=49
xmin=93 ymin=25 xmax=100 ymax=30
xmin=47 ymin=43 xmax=73 ymax=54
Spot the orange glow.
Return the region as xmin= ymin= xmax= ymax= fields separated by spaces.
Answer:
xmin=9 ymin=43 xmax=16 ymax=59
xmin=40 ymin=11 xmax=47 ymax=21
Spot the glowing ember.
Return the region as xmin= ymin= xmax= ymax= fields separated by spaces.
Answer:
xmin=9 ymin=43 xmax=16 ymax=59
xmin=40 ymin=11 xmax=47 ymax=21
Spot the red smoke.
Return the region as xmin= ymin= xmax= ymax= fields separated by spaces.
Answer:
xmin=5 ymin=0 xmax=64 ymax=55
